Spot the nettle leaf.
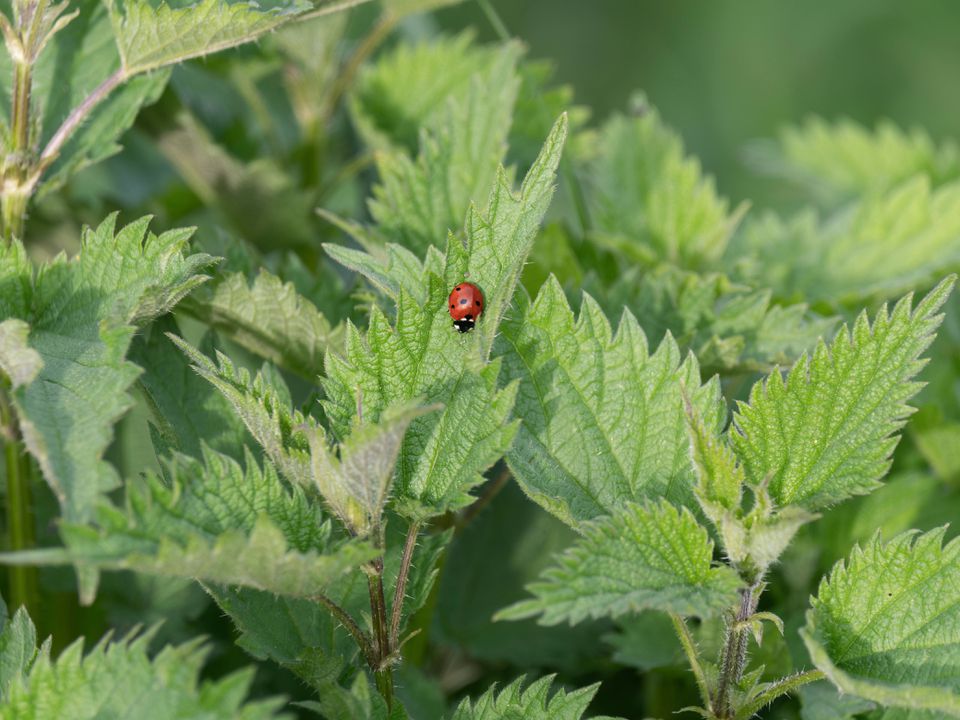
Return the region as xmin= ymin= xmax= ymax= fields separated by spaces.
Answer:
xmin=183 ymin=268 xmax=343 ymax=380
xmin=0 ymin=607 xmax=286 ymax=719
xmin=448 ymin=675 xmax=619 ymax=720
xmin=172 ymin=336 xmax=314 ymax=488
xmin=731 ymin=179 xmax=960 ymax=306
xmin=368 ymin=42 xmax=522 ymax=254
xmin=802 ymin=528 xmax=960 ymax=715
xmin=588 ymin=266 xmax=836 ymax=375
xmin=350 ymin=32 xmax=505 ymax=151
xmin=3 ymin=447 xmax=375 ymax=602
xmin=498 ymin=501 xmax=743 ymax=625
xmin=105 ymin=0 xmax=362 ymax=76
xmin=324 ymin=116 xmax=568 ymax=520
xmin=732 ymin=277 xmax=954 ymax=512
xmin=0 ymin=1 xmax=169 ymax=193
xmin=0 ymin=215 xmax=213 ymax=523
xmin=131 ymin=317 xmax=248 ymax=461
xmin=498 ymin=277 xmax=724 ymax=527
xmin=302 ymin=402 xmax=439 ymax=536
xmin=588 ymin=106 xmax=744 ymax=269
xmin=756 ymin=117 xmax=960 ymax=202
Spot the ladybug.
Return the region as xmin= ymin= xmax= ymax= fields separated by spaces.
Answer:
xmin=448 ymin=282 xmax=484 ymax=333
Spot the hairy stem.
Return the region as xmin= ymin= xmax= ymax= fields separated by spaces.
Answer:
xmin=714 ymin=581 xmax=761 ymax=718
xmin=30 ymin=68 xmax=126 ymax=185
xmin=669 ymin=612 xmax=710 ymax=709
xmin=314 ymin=592 xmax=376 ymax=668
xmin=367 ymin=560 xmax=393 ymax=708
xmin=389 ymin=520 xmax=421 ymax=649
xmin=476 ymin=0 xmax=510 ymax=42
xmin=1 ymin=390 xmax=36 ymax=613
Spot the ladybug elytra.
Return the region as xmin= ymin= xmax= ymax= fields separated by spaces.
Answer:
xmin=448 ymin=282 xmax=484 ymax=333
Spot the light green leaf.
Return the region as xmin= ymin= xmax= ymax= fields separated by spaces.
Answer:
xmin=588 ymin=266 xmax=836 ymax=375
xmin=350 ymin=32 xmax=504 ymax=152
xmin=802 ymin=528 xmax=960 ymax=716
xmin=105 ymin=0 xmax=340 ymax=76
xmin=0 ymin=608 xmax=286 ymax=720
xmin=686 ymin=397 xmax=743 ymax=516
xmin=588 ymin=105 xmax=744 ymax=269
xmin=731 ymin=179 xmax=960 ymax=306
xmin=323 ymin=116 xmax=567 ymax=520
xmin=498 ymin=277 xmax=724 ymax=527
xmin=368 ymin=42 xmax=521 ymax=254
xmin=183 ymin=268 xmax=343 ymax=380
xmin=797 ymin=681 xmax=875 ymax=720
xmin=1 ymin=448 xmax=375 ymax=601
xmin=497 ymin=501 xmax=743 ymax=624
xmin=322 ymin=241 xmax=441 ymax=305
xmin=732 ymin=277 xmax=954 ymax=512
xmin=448 ymin=675 xmax=616 ymax=720
xmin=758 ymin=117 xmax=960 ymax=202
xmin=0 ymin=607 xmax=37 ymax=702
xmin=0 ymin=214 xmax=213 ymax=523
xmin=303 ymin=401 xmax=439 ymax=536
xmin=171 ymin=336 xmax=315 ymax=489
xmin=0 ymin=320 xmax=41 ymax=389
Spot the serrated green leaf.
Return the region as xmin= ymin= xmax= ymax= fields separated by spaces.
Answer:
xmin=588 ymin=106 xmax=743 ymax=269
xmin=757 ymin=117 xmax=960 ymax=202
xmin=731 ymin=179 xmax=960 ymax=306
xmin=350 ymin=32 xmax=504 ymax=152
xmin=497 ymin=501 xmax=743 ymax=624
xmin=368 ymin=42 xmax=521 ymax=254
xmin=588 ymin=266 xmax=836 ymax=375
xmin=802 ymin=528 xmax=960 ymax=716
xmin=448 ymin=675 xmax=613 ymax=720
xmin=183 ymin=268 xmax=343 ymax=380
xmin=105 ymin=0 xmax=333 ymax=76
xmin=0 ymin=214 xmax=213 ymax=523
xmin=732 ymin=277 xmax=954 ymax=512
xmin=498 ymin=277 xmax=724 ymax=527
xmin=0 ymin=608 xmax=37 ymax=702
xmin=1 ymin=448 xmax=375 ymax=601
xmin=686 ymin=396 xmax=743 ymax=515
xmin=323 ymin=117 xmax=567 ymax=520
xmin=303 ymin=401 xmax=439 ymax=536
xmin=0 ymin=607 xmax=287 ymax=720
xmin=171 ymin=336 xmax=315 ymax=489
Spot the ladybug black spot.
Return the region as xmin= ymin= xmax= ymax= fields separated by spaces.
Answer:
xmin=475 ymin=300 xmax=481 ymax=306
xmin=450 ymin=303 xmax=455 ymax=308
xmin=460 ymin=298 xmax=468 ymax=305
xmin=455 ymin=286 xmax=461 ymax=291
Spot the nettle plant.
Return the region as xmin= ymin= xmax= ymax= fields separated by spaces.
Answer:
xmin=0 ymin=2 xmax=959 ymax=719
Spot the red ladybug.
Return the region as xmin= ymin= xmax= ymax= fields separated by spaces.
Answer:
xmin=448 ymin=282 xmax=484 ymax=333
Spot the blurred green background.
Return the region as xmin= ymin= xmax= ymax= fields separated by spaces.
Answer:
xmin=437 ymin=0 xmax=960 ymax=207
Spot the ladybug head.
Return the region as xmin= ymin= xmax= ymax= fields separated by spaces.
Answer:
xmin=453 ymin=315 xmax=475 ymax=333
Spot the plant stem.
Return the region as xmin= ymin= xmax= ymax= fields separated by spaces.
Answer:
xmin=314 ymin=592 xmax=377 ymax=668
xmin=389 ymin=520 xmax=420 ymax=649
xmin=0 ymin=390 xmax=36 ymax=613
xmin=733 ymin=669 xmax=824 ymax=720
xmin=367 ymin=557 xmax=393 ymax=708
xmin=714 ymin=581 xmax=761 ymax=718
xmin=669 ymin=612 xmax=710 ymax=709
